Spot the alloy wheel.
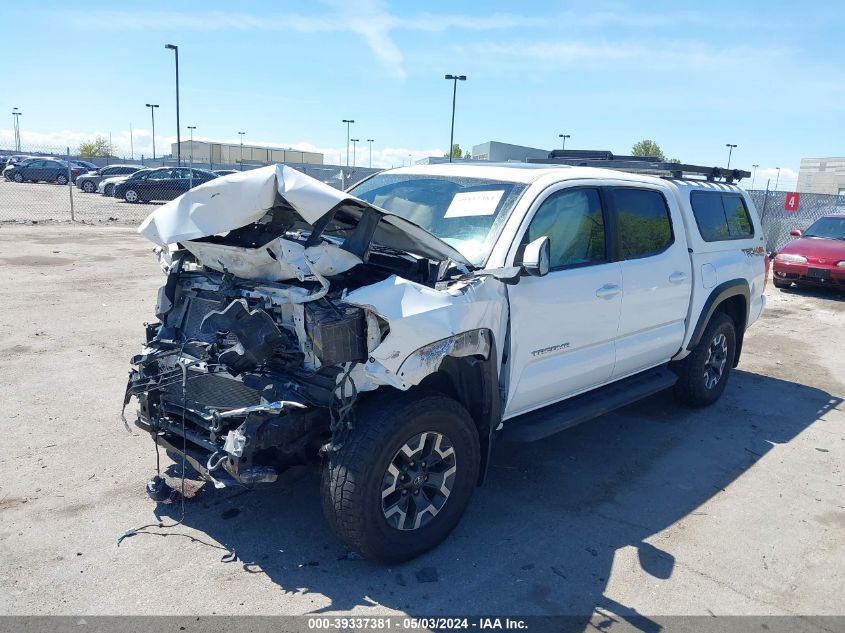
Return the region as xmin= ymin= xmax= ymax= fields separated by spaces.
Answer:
xmin=703 ymin=332 xmax=728 ymax=389
xmin=381 ymin=431 xmax=457 ymax=531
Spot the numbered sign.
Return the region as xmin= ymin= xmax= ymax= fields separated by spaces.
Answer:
xmin=784 ymin=192 xmax=800 ymax=212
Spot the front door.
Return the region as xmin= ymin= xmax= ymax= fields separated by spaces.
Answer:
xmin=504 ymin=186 xmax=622 ymax=418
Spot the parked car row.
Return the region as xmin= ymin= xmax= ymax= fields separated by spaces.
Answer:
xmin=3 ymin=157 xmax=224 ymax=203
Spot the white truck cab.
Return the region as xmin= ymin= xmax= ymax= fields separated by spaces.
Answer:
xmin=126 ymin=159 xmax=766 ymax=562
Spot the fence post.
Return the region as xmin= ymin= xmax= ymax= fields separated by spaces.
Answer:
xmin=66 ymin=147 xmax=75 ymax=222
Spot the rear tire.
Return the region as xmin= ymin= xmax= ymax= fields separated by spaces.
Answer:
xmin=673 ymin=312 xmax=736 ymax=408
xmin=322 ymin=392 xmax=480 ymax=563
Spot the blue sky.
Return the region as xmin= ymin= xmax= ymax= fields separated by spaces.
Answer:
xmin=1 ymin=0 xmax=843 ymax=188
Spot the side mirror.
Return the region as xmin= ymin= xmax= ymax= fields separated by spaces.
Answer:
xmin=521 ymin=236 xmax=550 ymax=277
xmin=790 ymin=229 xmax=802 ymax=237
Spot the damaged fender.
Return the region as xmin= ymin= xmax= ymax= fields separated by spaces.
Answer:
xmin=343 ymin=274 xmax=509 ymax=391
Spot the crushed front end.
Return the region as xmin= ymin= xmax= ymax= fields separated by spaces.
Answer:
xmin=125 ymin=254 xmax=372 ymax=486
xmin=123 ymin=165 xmax=476 ymax=488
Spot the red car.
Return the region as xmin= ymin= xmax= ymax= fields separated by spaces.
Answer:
xmin=772 ymin=214 xmax=845 ymax=289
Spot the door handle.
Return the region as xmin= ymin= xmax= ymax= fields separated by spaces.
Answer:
xmin=669 ymin=272 xmax=688 ymax=284
xmin=595 ymin=283 xmax=621 ymax=299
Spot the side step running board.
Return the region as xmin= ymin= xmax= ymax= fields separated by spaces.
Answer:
xmin=502 ymin=367 xmax=678 ymax=443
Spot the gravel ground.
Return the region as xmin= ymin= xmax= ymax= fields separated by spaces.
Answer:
xmin=0 ymin=178 xmax=159 ymax=225
xmin=0 ymin=224 xmax=843 ymax=619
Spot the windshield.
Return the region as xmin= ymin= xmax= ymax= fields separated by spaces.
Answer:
xmin=803 ymin=216 xmax=845 ymax=240
xmin=349 ymin=173 xmax=527 ymax=265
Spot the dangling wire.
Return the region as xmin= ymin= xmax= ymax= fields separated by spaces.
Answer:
xmin=117 ymin=341 xmax=193 ymax=545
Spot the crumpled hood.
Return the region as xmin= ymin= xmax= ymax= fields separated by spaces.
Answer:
xmin=137 ymin=164 xmax=470 ymax=267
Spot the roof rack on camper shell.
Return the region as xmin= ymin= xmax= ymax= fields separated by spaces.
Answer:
xmin=527 ymin=149 xmax=751 ymax=183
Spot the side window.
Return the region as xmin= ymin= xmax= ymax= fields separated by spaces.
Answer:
xmin=690 ymin=192 xmax=754 ymax=241
xmin=526 ymin=188 xmax=606 ymax=269
xmin=147 ymin=169 xmax=172 ymax=180
xmin=101 ymin=167 xmax=116 ymax=176
xmin=612 ymin=188 xmax=673 ymax=259
xmin=173 ymin=168 xmax=191 ymax=179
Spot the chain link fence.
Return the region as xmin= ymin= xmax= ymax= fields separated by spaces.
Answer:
xmin=747 ymin=189 xmax=845 ymax=252
xmin=0 ymin=144 xmax=380 ymax=226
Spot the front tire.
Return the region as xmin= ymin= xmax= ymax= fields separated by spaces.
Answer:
xmin=81 ymin=180 xmax=96 ymax=193
xmin=772 ymin=279 xmax=790 ymax=289
xmin=673 ymin=312 xmax=736 ymax=408
xmin=13 ymin=173 xmax=23 ymax=183
xmin=123 ymin=188 xmax=139 ymax=203
xmin=322 ymin=392 xmax=480 ymax=563
xmin=104 ymin=183 xmax=114 ymax=197
xmin=56 ymin=174 xmax=68 ymax=185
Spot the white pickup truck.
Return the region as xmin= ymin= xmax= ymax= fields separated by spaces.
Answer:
xmin=125 ymin=161 xmax=766 ymax=562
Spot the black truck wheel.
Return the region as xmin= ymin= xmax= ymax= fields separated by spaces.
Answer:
xmin=322 ymin=392 xmax=480 ymax=563
xmin=673 ymin=312 xmax=736 ymax=408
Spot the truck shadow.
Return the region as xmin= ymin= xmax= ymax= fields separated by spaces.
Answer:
xmin=152 ymin=369 xmax=840 ymax=625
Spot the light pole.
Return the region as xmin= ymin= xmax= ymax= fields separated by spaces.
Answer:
xmin=11 ymin=108 xmax=22 ymax=152
xmin=165 ymin=44 xmax=181 ymax=166
xmin=130 ymin=122 xmax=134 ymax=160
xmin=350 ymin=138 xmax=359 ymax=167
xmin=444 ymin=74 xmax=466 ymax=162
xmin=751 ymin=164 xmax=759 ymax=189
xmin=725 ymin=143 xmax=737 ymax=169
xmin=238 ymin=132 xmax=245 ymax=170
xmin=558 ymin=134 xmax=570 ymax=150
xmin=145 ymin=103 xmax=159 ymax=161
xmin=774 ymin=167 xmax=781 ymax=191
xmin=342 ymin=119 xmax=355 ymax=166
xmin=367 ymin=139 xmax=374 ymax=168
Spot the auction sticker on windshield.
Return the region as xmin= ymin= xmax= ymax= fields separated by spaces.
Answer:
xmin=444 ymin=190 xmax=505 ymax=218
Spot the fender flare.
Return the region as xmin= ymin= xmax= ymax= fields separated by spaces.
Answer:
xmin=687 ymin=279 xmax=750 ymax=351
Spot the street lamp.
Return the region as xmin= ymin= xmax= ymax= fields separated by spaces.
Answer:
xmin=238 ymin=132 xmax=245 ymax=170
xmin=350 ymin=138 xmax=359 ymax=167
xmin=444 ymin=74 xmax=466 ymax=163
xmin=725 ymin=143 xmax=737 ymax=169
xmin=145 ymin=104 xmax=159 ymax=161
xmin=774 ymin=167 xmax=781 ymax=191
xmin=558 ymin=134 xmax=570 ymax=150
xmin=366 ymin=139 xmax=374 ymax=168
xmin=342 ymin=119 xmax=355 ymax=166
xmin=751 ymin=164 xmax=759 ymax=189
xmin=165 ymin=44 xmax=181 ymax=166
xmin=11 ymin=108 xmax=22 ymax=152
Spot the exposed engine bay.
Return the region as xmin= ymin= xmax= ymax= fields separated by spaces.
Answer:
xmin=124 ymin=165 xmax=507 ymax=487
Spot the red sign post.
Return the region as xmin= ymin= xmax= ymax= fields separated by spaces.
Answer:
xmin=784 ymin=192 xmax=800 ymax=212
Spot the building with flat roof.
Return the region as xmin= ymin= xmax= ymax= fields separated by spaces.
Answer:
xmin=797 ymin=157 xmax=845 ymax=195
xmin=471 ymin=141 xmax=550 ymax=162
xmin=172 ymin=140 xmax=323 ymax=169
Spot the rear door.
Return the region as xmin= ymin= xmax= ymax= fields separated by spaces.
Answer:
xmin=24 ymin=160 xmax=45 ymax=181
xmin=609 ymin=185 xmax=691 ymax=378
xmin=504 ymin=185 xmax=622 ymax=417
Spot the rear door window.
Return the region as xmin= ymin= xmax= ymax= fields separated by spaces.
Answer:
xmin=690 ymin=191 xmax=754 ymax=241
xmin=610 ymin=188 xmax=673 ymax=259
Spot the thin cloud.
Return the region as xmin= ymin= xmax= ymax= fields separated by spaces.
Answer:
xmin=62 ymin=4 xmax=717 ymax=78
